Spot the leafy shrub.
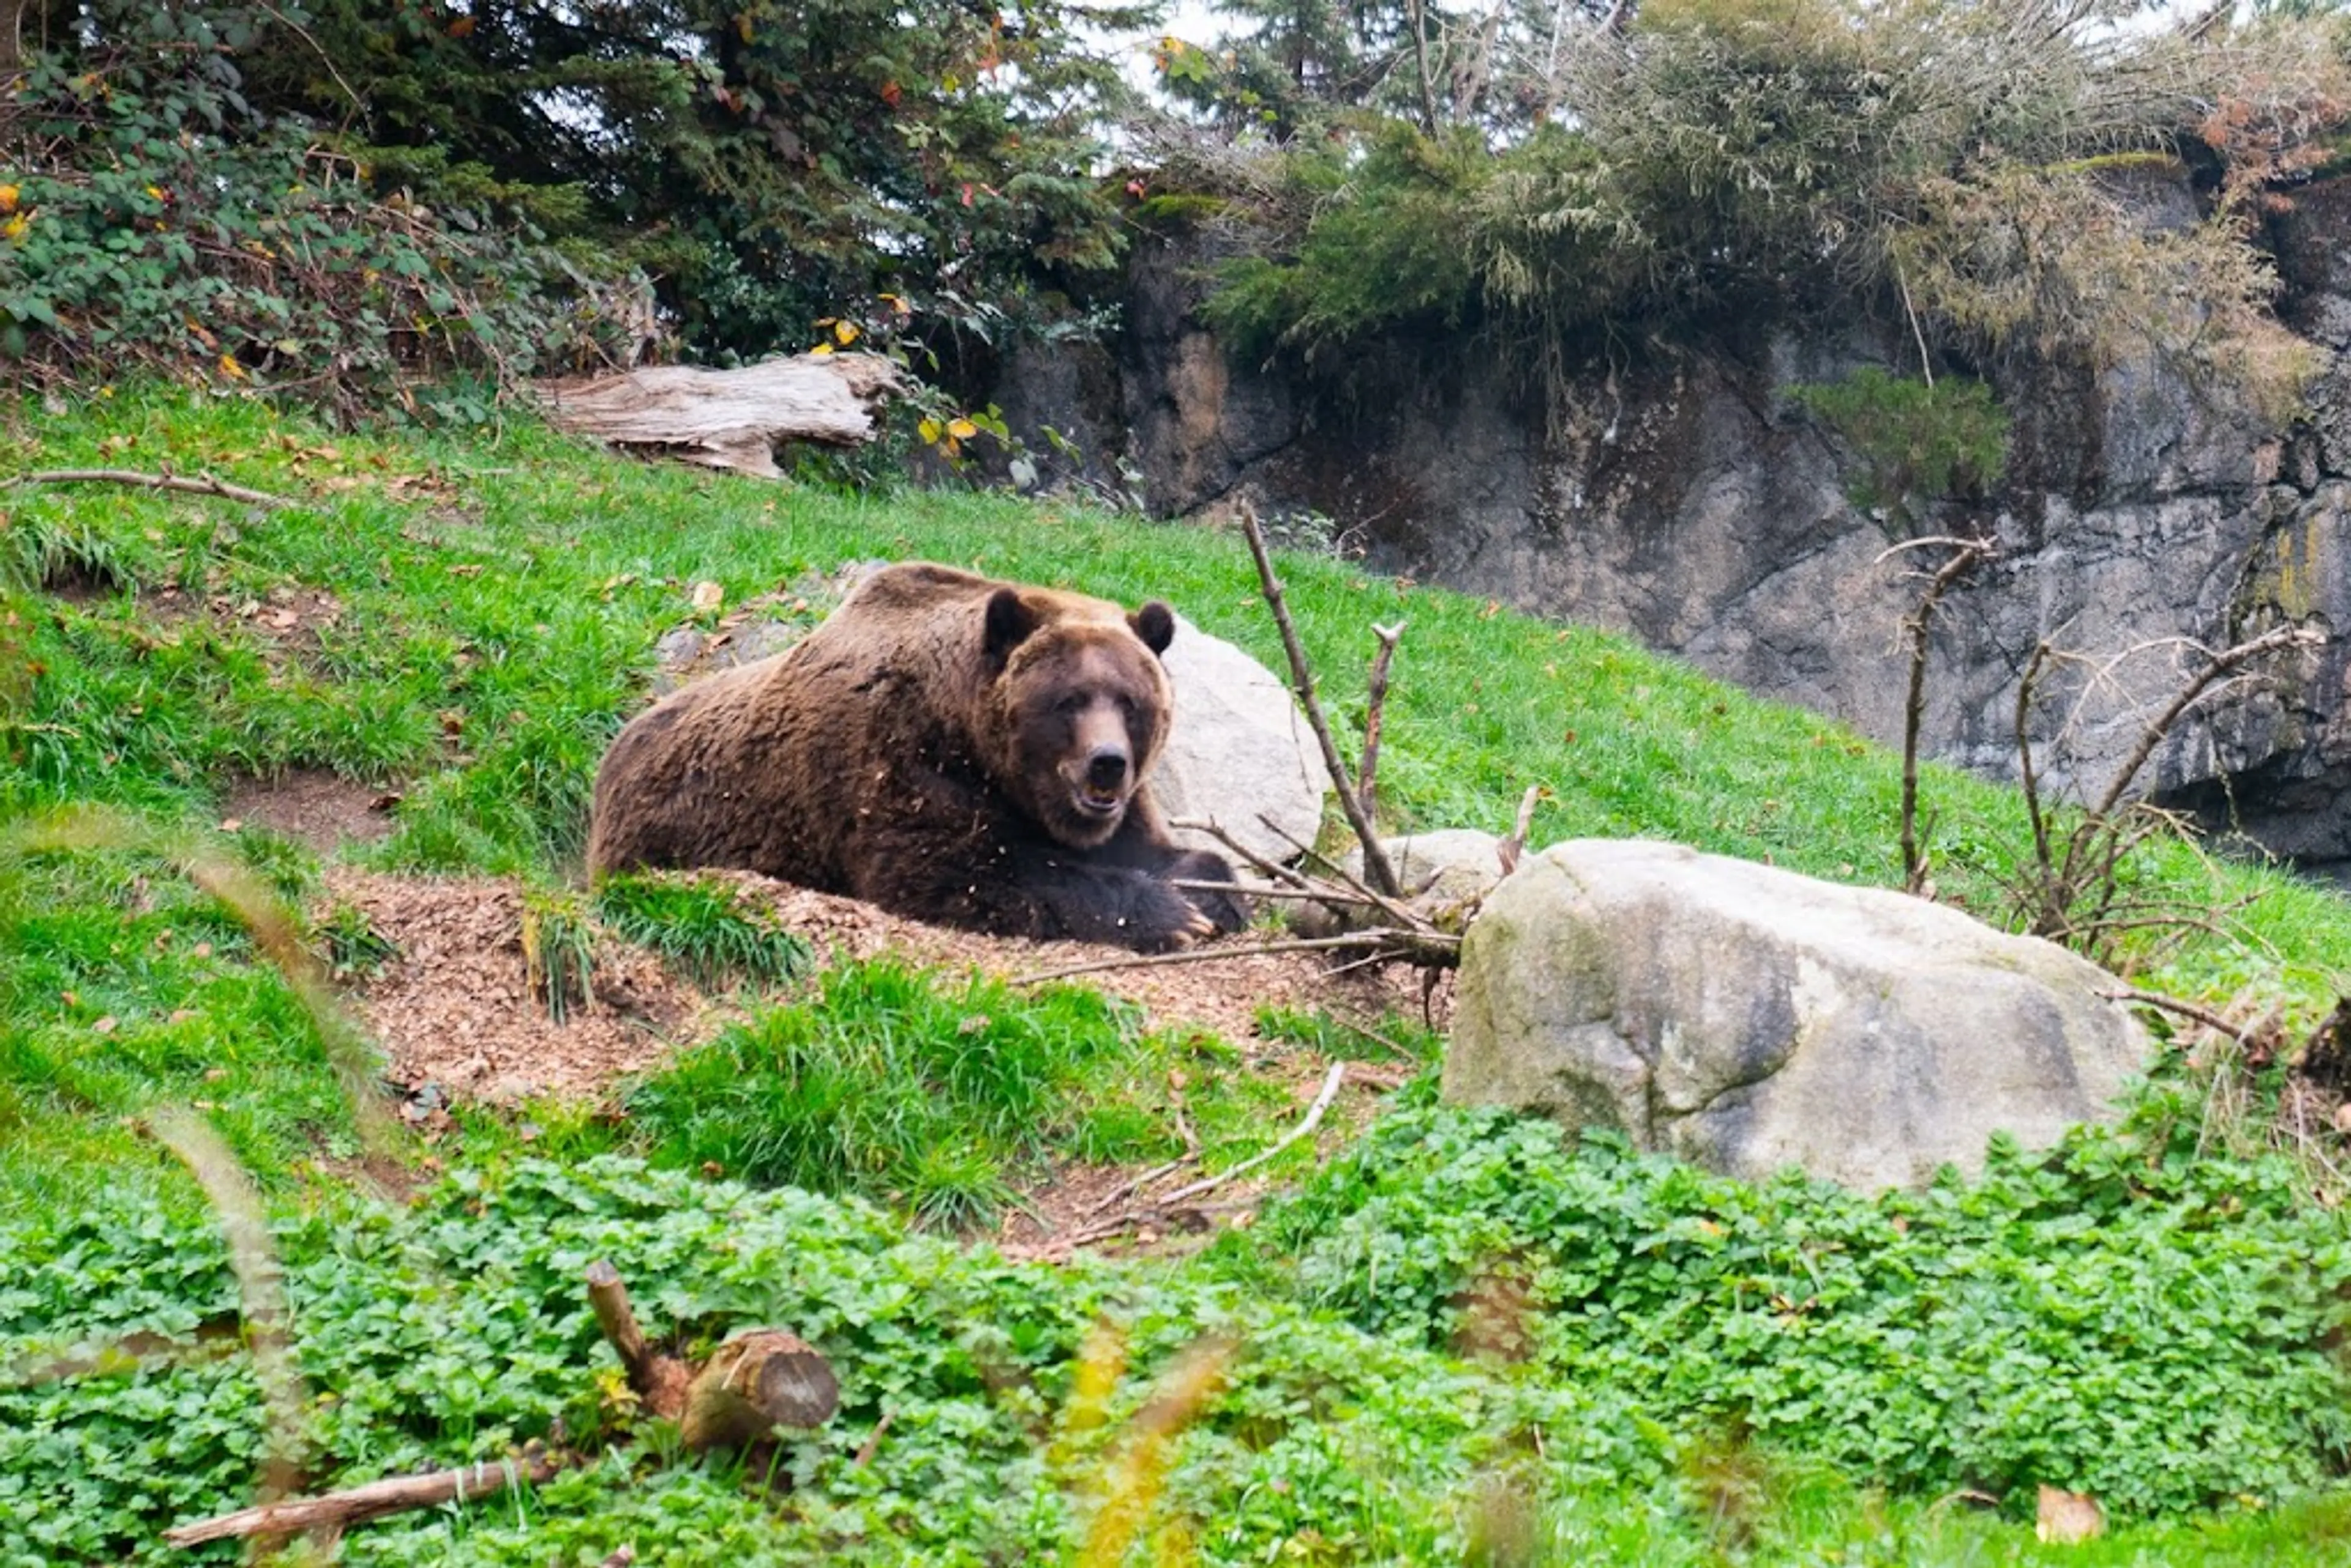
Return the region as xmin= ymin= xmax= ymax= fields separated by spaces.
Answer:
xmin=0 ymin=5 xmax=642 ymax=418
xmin=1243 ymin=1097 xmax=2351 ymax=1518
xmin=1201 ymin=125 xmax=1493 ymax=371
xmin=1182 ymin=0 xmax=2351 ymax=415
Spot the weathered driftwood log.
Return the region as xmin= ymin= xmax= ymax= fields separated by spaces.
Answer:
xmin=585 ymin=1259 xmax=839 ymax=1450
xmin=163 ymin=1452 xmax=563 ymax=1548
xmin=536 ymin=353 xmax=904 ymax=478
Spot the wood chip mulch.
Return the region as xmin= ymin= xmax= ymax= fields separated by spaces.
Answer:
xmin=325 ymin=867 xmax=1450 ymax=1110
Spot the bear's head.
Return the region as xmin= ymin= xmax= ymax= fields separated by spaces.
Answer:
xmin=983 ymin=586 xmax=1177 ymax=849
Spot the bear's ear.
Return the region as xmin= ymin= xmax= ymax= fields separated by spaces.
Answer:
xmin=983 ymin=588 xmax=1040 ymax=663
xmin=1130 ymin=601 xmax=1176 ymax=657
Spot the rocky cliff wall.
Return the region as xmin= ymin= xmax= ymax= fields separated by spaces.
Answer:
xmin=989 ymin=178 xmax=2351 ymax=873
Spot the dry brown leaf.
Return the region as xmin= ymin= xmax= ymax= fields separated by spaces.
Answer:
xmin=2035 ymin=1485 xmax=2105 ymax=1544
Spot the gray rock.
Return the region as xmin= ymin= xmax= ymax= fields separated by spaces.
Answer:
xmin=1444 ymin=839 xmax=2150 ymax=1191
xmin=1150 ymin=614 xmax=1333 ymax=866
xmin=1291 ymin=828 xmax=1505 ymax=937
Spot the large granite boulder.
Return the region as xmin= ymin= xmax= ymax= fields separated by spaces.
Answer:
xmin=1444 ymin=839 xmax=2150 ymax=1191
xmin=1149 ymin=613 xmax=1333 ymax=866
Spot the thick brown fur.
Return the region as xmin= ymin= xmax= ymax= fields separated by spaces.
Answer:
xmin=587 ymin=562 xmax=1245 ymax=951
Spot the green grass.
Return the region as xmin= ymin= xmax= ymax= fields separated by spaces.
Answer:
xmin=7 ymin=388 xmax=2351 ymax=1561
xmin=590 ymin=871 xmax=812 ymax=991
xmin=628 ymin=960 xmax=1270 ymax=1227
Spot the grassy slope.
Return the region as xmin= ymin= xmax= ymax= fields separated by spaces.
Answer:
xmin=5 ymin=391 xmax=2351 ymax=1562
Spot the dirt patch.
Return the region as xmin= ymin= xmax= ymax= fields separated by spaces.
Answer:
xmin=224 ymin=770 xmax=400 ymax=853
xmin=327 ymin=869 xmax=710 ymax=1105
xmin=325 ymin=866 xmax=1445 ymax=1108
xmin=133 ymin=579 xmax=347 ymax=655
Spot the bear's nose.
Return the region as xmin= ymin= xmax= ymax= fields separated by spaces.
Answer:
xmin=1086 ymin=748 xmax=1129 ymax=792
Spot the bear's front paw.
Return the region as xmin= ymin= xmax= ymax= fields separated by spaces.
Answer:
xmin=1168 ymin=850 xmax=1249 ymax=935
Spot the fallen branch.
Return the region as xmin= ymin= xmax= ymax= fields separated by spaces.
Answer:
xmin=1255 ymin=813 xmax=1428 ymax=931
xmin=1006 ymin=928 xmax=1457 ymax=988
xmin=1030 ymin=1063 xmax=1354 ymax=1259
xmin=1358 ymin=621 xmax=1405 ymax=821
xmin=1168 ymin=816 xmax=1319 ymax=893
xmin=1160 ymin=1062 xmax=1348 ymax=1207
xmin=9 ymin=468 xmax=296 ymax=511
xmin=1237 ymin=501 xmax=1402 ymax=898
xmin=586 ymin=1259 xmax=689 ymax=1414
xmin=2099 ymin=988 xmax=2252 ymax=1044
xmin=1169 ymin=877 xmax=1381 ymax=906
xmin=164 ymin=1452 xmax=564 ymax=1548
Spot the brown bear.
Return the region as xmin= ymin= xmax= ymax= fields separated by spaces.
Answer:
xmin=587 ymin=561 xmax=1247 ymax=951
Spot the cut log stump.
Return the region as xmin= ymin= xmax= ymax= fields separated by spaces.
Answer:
xmin=584 ymin=1259 xmax=839 ymax=1450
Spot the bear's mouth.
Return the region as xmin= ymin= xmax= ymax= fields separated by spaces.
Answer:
xmin=1073 ymin=783 xmax=1126 ymax=820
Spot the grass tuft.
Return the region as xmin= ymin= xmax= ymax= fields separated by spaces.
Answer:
xmin=592 ymin=871 xmax=812 ymax=991
xmin=519 ymin=888 xmax=596 ymax=1024
xmin=628 ymin=960 xmax=1147 ymax=1223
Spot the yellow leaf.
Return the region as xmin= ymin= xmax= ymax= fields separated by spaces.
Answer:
xmin=918 ymin=418 xmax=943 ymax=444
xmin=947 ymin=418 xmax=978 ymax=441
xmin=217 ymin=354 xmax=247 ymax=381
xmin=809 ymin=342 xmax=834 ymax=356
xmin=2 ymin=212 xmax=28 ymax=242
xmin=0 ymin=185 xmax=19 ymax=214
xmin=737 ymin=12 xmax=754 ymax=40
xmin=833 ymin=320 xmax=860 ymax=345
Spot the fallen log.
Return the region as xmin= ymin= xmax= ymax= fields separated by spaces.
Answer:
xmin=680 ymin=1330 xmax=841 ymax=1451
xmin=163 ymin=1451 xmax=563 ymax=1548
xmin=536 ymin=353 xmax=905 ymax=478
xmin=585 ymin=1260 xmax=839 ymax=1449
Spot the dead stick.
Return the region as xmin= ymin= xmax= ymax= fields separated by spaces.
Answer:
xmin=854 ymin=1411 xmax=894 ymax=1468
xmin=1153 ymin=1062 xmax=1349 ymax=1208
xmin=585 ymin=1259 xmax=651 ymax=1377
xmin=1236 ymin=501 xmax=1402 ymax=898
xmin=1083 ymin=1153 xmax=1200 ymax=1218
xmin=1168 ymin=817 xmax=1318 ymax=892
xmin=10 ymin=468 xmax=296 ymax=511
xmin=164 ymin=1452 xmax=564 ymax=1548
xmin=1169 ymin=877 xmax=1379 ymax=906
xmin=585 ymin=1259 xmax=689 ymax=1416
xmin=1256 ymin=813 xmax=1427 ymax=932
xmin=2099 ymin=988 xmax=2251 ymax=1043
xmin=1496 ymin=784 xmax=1542 ymax=877
xmin=1044 ymin=1064 xmax=1353 ymax=1256
xmin=1358 ymin=621 xmax=1404 ymax=820
xmin=1007 ymin=931 xmax=1452 ymax=988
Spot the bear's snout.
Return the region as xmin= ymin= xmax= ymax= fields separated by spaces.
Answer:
xmin=1068 ymin=742 xmax=1133 ymax=820
xmin=1084 ymin=748 xmax=1129 ymax=793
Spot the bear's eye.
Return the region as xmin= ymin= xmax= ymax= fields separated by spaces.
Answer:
xmin=1054 ymin=693 xmax=1089 ymax=716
